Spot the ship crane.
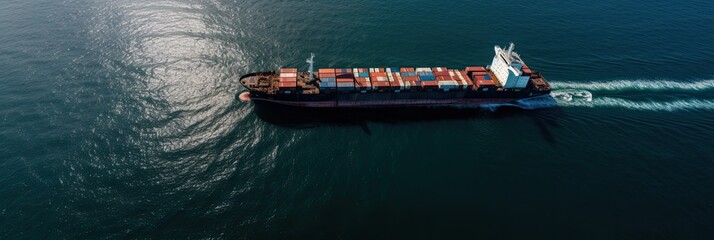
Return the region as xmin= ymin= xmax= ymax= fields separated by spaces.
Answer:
xmin=306 ymin=53 xmax=315 ymax=82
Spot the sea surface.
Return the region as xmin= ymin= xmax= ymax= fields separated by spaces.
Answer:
xmin=2 ymin=0 xmax=714 ymax=239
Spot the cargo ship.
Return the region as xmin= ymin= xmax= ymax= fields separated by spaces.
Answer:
xmin=239 ymin=44 xmax=551 ymax=108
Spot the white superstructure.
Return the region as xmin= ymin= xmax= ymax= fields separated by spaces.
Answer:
xmin=489 ymin=43 xmax=530 ymax=88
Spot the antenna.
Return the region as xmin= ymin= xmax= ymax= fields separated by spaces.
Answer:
xmin=507 ymin=42 xmax=515 ymax=60
xmin=306 ymin=53 xmax=315 ymax=81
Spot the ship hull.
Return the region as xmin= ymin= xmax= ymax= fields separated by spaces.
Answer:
xmin=246 ymin=90 xmax=550 ymax=108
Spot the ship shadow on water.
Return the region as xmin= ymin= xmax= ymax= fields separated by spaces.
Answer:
xmin=250 ymin=100 xmax=563 ymax=143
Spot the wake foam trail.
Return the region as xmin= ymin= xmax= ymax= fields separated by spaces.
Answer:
xmin=478 ymin=95 xmax=559 ymax=111
xmin=551 ymin=90 xmax=714 ymax=112
xmin=551 ymin=79 xmax=714 ymax=92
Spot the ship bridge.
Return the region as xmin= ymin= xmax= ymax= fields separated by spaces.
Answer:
xmin=489 ymin=43 xmax=532 ymax=89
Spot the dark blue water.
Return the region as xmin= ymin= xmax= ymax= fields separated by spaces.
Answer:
xmin=2 ymin=0 xmax=714 ymax=239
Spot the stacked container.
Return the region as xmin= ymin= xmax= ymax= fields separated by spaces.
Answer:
xmin=353 ymin=68 xmax=370 ymax=78
xmin=457 ymin=70 xmax=475 ymax=90
xmin=471 ymin=71 xmax=496 ymax=89
xmin=370 ymin=71 xmax=390 ymax=91
xmin=433 ymin=69 xmax=458 ymax=91
xmin=416 ymin=68 xmax=437 ymax=89
xmin=279 ymin=68 xmax=298 ymax=92
xmin=318 ymin=68 xmax=336 ymax=91
xmin=399 ymin=67 xmax=420 ymax=91
xmin=465 ymin=66 xmax=487 ymax=74
xmin=388 ymin=72 xmax=405 ymax=91
xmin=432 ymin=67 xmax=450 ymax=77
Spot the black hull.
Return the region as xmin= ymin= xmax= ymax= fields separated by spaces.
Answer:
xmin=246 ymin=90 xmax=551 ymax=108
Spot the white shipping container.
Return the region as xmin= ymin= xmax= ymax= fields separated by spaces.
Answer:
xmin=455 ymin=71 xmax=468 ymax=89
xmin=438 ymin=80 xmax=459 ymax=91
xmin=280 ymin=73 xmax=297 ymax=78
xmin=416 ymin=68 xmax=432 ymax=72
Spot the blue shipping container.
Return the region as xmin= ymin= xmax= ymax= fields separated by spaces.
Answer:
xmin=515 ymin=76 xmax=530 ymax=88
xmin=419 ymin=76 xmax=436 ymax=81
xmin=358 ymin=72 xmax=369 ymax=77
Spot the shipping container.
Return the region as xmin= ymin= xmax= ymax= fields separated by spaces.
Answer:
xmin=400 ymin=67 xmax=415 ymax=72
xmin=422 ymin=80 xmax=439 ymax=89
xmin=415 ymin=67 xmax=432 ymax=72
xmin=319 ymin=73 xmax=336 ymax=78
xmin=401 ymin=71 xmax=417 ymax=77
xmin=280 ymin=72 xmax=297 ymax=78
xmin=280 ymin=68 xmax=298 ymax=73
xmin=432 ymin=67 xmax=448 ymax=72
xmin=336 ymin=81 xmax=355 ymax=91
xmin=334 ymin=68 xmax=352 ymax=74
xmin=457 ymin=71 xmax=474 ymax=89
xmin=372 ymin=80 xmax=391 ymax=90
xmin=522 ymin=67 xmax=532 ymax=75
xmin=466 ymin=66 xmax=486 ymax=72
xmin=476 ymin=80 xmax=495 ymax=87
xmin=319 ymin=81 xmax=336 ymax=88
xmin=278 ymin=81 xmax=297 ymax=89
xmin=388 ymin=72 xmax=405 ymax=90
xmin=318 ymin=68 xmax=334 ymax=74
xmin=433 ymin=71 xmax=450 ymax=77
xmin=438 ymin=80 xmax=459 ymax=91
xmin=336 ymin=77 xmax=354 ymax=83
xmin=418 ymin=75 xmax=436 ymax=81
xmin=321 ymin=77 xmax=336 ymax=82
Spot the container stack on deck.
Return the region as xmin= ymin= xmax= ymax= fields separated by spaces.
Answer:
xmin=400 ymin=67 xmax=420 ymax=90
xmin=466 ymin=66 xmax=496 ymax=90
xmin=416 ymin=68 xmax=437 ymax=90
xmin=311 ymin=65 xmax=522 ymax=93
xmin=369 ymin=68 xmax=390 ymax=91
xmin=279 ymin=68 xmax=298 ymax=93
xmin=335 ymin=68 xmax=354 ymax=92
xmin=318 ymin=68 xmax=336 ymax=91
xmin=387 ymin=68 xmax=405 ymax=91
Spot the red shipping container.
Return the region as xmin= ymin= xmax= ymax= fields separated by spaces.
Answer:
xmin=436 ymin=75 xmax=455 ymax=81
xmin=278 ymin=81 xmax=297 ymax=88
xmin=337 ymin=78 xmax=354 ymax=83
xmin=403 ymin=76 xmax=419 ymax=82
xmin=522 ymin=67 xmax=532 ymax=75
xmin=460 ymin=71 xmax=474 ymax=87
xmin=434 ymin=71 xmax=450 ymax=77
xmin=280 ymin=77 xmax=297 ymax=82
xmin=319 ymin=73 xmax=336 ymax=78
xmin=432 ymin=67 xmax=448 ymax=72
xmin=422 ymin=80 xmax=438 ymax=88
xmin=318 ymin=68 xmax=334 ymax=74
xmin=477 ymin=80 xmax=495 ymax=87
xmin=281 ymin=68 xmax=298 ymax=73
xmin=372 ymin=81 xmax=390 ymax=89
xmin=466 ymin=66 xmax=486 ymax=72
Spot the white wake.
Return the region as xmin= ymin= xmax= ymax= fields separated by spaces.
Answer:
xmin=551 ymin=90 xmax=714 ymax=112
xmin=551 ymin=79 xmax=714 ymax=92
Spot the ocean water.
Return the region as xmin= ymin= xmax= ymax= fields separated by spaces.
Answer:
xmin=1 ymin=0 xmax=714 ymax=239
